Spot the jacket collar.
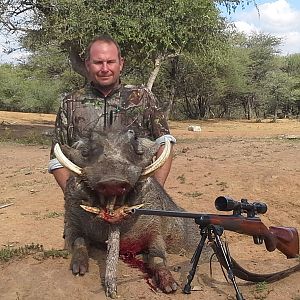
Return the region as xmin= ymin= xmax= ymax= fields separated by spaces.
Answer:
xmin=89 ymin=81 xmax=122 ymax=98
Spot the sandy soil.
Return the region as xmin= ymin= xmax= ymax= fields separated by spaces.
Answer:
xmin=0 ymin=111 xmax=300 ymax=300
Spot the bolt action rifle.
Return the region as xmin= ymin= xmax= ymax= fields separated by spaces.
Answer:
xmin=132 ymin=196 xmax=300 ymax=300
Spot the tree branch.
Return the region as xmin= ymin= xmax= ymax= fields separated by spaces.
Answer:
xmin=69 ymin=44 xmax=88 ymax=79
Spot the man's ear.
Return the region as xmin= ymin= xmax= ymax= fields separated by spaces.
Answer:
xmin=85 ymin=59 xmax=90 ymax=72
xmin=120 ymin=57 xmax=124 ymax=72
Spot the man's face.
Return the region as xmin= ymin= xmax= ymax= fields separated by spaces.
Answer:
xmin=85 ymin=41 xmax=124 ymax=92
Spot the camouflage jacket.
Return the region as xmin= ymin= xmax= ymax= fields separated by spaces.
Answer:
xmin=50 ymin=82 xmax=170 ymax=162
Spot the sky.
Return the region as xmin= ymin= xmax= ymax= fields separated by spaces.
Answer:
xmin=0 ymin=0 xmax=300 ymax=64
xmin=221 ymin=0 xmax=300 ymax=55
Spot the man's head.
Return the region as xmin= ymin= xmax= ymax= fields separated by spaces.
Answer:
xmin=85 ymin=34 xmax=124 ymax=95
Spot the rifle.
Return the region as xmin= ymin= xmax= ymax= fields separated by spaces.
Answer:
xmin=132 ymin=196 xmax=300 ymax=300
xmin=133 ymin=196 xmax=299 ymax=259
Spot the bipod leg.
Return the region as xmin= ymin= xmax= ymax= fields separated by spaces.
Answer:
xmin=212 ymin=226 xmax=244 ymax=300
xmin=183 ymin=227 xmax=208 ymax=294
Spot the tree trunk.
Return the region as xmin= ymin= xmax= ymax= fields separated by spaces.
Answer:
xmin=247 ymin=96 xmax=253 ymax=120
xmin=147 ymin=56 xmax=162 ymax=91
xmin=166 ymin=84 xmax=175 ymax=119
xmin=273 ymin=95 xmax=279 ymax=122
xmin=69 ymin=45 xmax=88 ymax=79
xmin=165 ymin=57 xmax=178 ymax=119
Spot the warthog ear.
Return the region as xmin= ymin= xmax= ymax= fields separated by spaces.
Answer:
xmin=54 ymin=143 xmax=82 ymax=175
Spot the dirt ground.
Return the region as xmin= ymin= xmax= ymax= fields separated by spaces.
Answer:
xmin=0 ymin=111 xmax=300 ymax=300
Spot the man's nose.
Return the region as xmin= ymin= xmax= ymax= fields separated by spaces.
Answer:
xmin=101 ymin=62 xmax=109 ymax=72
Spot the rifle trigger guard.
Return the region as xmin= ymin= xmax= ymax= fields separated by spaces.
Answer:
xmin=253 ymin=235 xmax=264 ymax=245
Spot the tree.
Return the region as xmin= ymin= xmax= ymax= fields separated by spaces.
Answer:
xmin=216 ymin=33 xmax=251 ymax=118
xmin=155 ymin=51 xmax=225 ymax=120
xmin=263 ymin=70 xmax=293 ymax=120
xmin=0 ymin=0 xmax=227 ymax=90
xmin=242 ymin=33 xmax=282 ymax=119
xmin=0 ymin=46 xmax=83 ymax=113
xmin=283 ymin=54 xmax=300 ymax=116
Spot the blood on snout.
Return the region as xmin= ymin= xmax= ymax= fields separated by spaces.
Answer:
xmin=98 ymin=210 xmax=127 ymax=224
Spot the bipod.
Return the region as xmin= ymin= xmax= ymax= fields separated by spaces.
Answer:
xmin=183 ymin=223 xmax=244 ymax=300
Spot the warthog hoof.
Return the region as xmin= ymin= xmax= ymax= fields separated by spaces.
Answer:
xmin=153 ymin=267 xmax=178 ymax=293
xmin=70 ymin=238 xmax=89 ymax=275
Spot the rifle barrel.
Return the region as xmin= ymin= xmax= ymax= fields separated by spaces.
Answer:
xmin=132 ymin=208 xmax=209 ymax=219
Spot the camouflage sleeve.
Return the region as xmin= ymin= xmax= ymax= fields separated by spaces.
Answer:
xmin=141 ymin=88 xmax=171 ymax=140
xmin=48 ymin=96 xmax=71 ymax=172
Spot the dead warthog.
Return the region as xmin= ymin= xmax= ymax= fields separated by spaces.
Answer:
xmin=54 ymin=129 xmax=202 ymax=297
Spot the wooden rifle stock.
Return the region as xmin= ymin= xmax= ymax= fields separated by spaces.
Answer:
xmin=132 ymin=208 xmax=299 ymax=258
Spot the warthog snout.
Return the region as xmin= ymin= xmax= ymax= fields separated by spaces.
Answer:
xmin=96 ymin=179 xmax=132 ymax=197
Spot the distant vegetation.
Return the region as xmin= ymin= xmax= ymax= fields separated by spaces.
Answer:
xmin=0 ymin=48 xmax=84 ymax=113
xmin=0 ymin=0 xmax=299 ymax=119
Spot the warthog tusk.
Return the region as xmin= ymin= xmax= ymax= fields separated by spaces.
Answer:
xmin=141 ymin=138 xmax=171 ymax=176
xmin=80 ymin=203 xmax=144 ymax=215
xmin=54 ymin=143 xmax=82 ymax=175
xmin=80 ymin=205 xmax=101 ymax=214
xmin=107 ymin=196 xmax=117 ymax=215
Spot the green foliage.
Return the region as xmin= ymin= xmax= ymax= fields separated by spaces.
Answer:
xmin=0 ymin=46 xmax=84 ymax=113
xmin=0 ymin=65 xmax=24 ymax=110
xmin=283 ymin=53 xmax=300 ymax=76
xmin=0 ymin=130 xmax=52 ymax=145
xmin=30 ymin=0 xmax=223 ymax=58
xmin=0 ymin=65 xmax=60 ymax=113
xmin=284 ymin=54 xmax=300 ymax=106
xmin=246 ymin=33 xmax=281 ymax=82
xmin=263 ymin=70 xmax=294 ymax=117
xmin=1 ymin=0 xmax=226 ymax=80
xmin=0 ymin=243 xmax=43 ymax=262
xmin=24 ymin=45 xmax=84 ymax=90
xmin=0 ymin=243 xmax=69 ymax=262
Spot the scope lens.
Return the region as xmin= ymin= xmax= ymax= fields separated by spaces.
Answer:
xmin=215 ymin=196 xmax=237 ymax=211
xmin=254 ymin=202 xmax=268 ymax=214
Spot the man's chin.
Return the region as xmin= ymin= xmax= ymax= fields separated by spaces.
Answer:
xmin=96 ymin=76 xmax=113 ymax=83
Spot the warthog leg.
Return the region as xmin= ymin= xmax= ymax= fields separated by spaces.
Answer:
xmin=146 ymin=235 xmax=178 ymax=293
xmin=70 ymin=237 xmax=89 ymax=275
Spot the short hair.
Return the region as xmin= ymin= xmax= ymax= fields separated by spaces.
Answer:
xmin=85 ymin=34 xmax=122 ymax=60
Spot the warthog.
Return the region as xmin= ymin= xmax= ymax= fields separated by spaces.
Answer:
xmin=54 ymin=129 xmax=204 ymax=297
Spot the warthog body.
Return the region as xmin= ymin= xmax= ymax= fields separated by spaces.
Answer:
xmin=59 ymin=130 xmax=204 ymax=296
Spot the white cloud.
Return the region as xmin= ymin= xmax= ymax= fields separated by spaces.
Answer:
xmin=279 ymin=31 xmax=300 ymax=55
xmin=233 ymin=21 xmax=259 ymax=35
xmin=258 ymin=0 xmax=300 ymax=32
xmin=228 ymin=0 xmax=300 ymax=55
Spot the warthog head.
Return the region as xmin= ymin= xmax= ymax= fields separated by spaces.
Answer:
xmin=54 ymin=129 xmax=171 ymax=223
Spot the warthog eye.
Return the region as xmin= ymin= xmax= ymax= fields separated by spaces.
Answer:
xmin=131 ymin=139 xmax=144 ymax=155
xmin=127 ymin=129 xmax=135 ymax=138
xmin=81 ymin=148 xmax=90 ymax=157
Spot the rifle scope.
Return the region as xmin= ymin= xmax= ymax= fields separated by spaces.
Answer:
xmin=215 ymin=196 xmax=267 ymax=215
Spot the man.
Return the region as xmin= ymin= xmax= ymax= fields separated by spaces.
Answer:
xmin=49 ymin=34 xmax=176 ymax=190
